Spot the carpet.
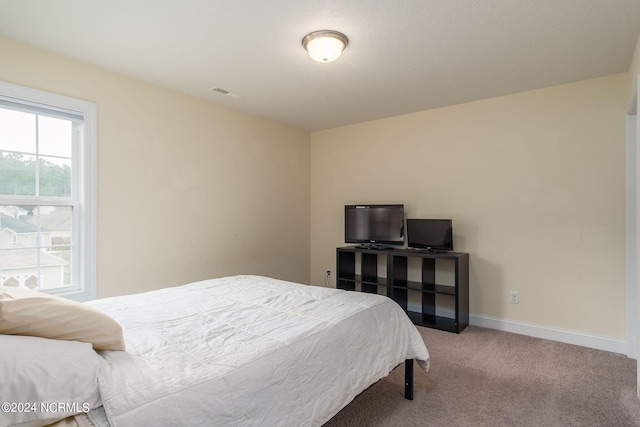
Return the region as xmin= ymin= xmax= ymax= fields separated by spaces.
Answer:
xmin=324 ymin=325 xmax=640 ymax=427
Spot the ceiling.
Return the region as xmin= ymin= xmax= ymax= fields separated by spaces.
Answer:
xmin=0 ymin=0 xmax=639 ymax=132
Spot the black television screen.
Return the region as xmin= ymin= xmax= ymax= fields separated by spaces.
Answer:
xmin=406 ymin=219 xmax=453 ymax=251
xmin=345 ymin=204 xmax=405 ymax=246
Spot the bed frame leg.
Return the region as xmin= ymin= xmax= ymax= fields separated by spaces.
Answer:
xmin=404 ymin=359 xmax=414 ymax=400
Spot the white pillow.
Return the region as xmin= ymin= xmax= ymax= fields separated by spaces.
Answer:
xmin=0 ymin=286 xmax=125 ymax=351
xmin=0 ymin=335 xmax=102 ymax=427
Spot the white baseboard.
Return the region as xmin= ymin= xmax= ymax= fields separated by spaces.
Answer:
xmin=469 ymin=313 xmax=629 ymax=356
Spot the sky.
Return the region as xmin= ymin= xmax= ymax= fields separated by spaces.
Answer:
xmin=0 ymin=107 xmax=72 ymax=164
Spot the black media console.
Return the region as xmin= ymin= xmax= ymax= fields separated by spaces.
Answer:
xmin=336 ymin=246 xmax=469 ymax=333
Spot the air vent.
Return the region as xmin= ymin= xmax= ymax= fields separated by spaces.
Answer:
xmin=210 ymin=87 xmax=241 ymax=99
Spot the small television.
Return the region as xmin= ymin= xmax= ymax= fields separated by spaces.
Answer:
xmin=345 ymin=204 xmax=405 ymax=246
xmin=406 ymin=219 xmax=453 ymax=251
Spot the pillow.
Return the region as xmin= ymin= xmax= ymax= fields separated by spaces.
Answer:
xmin=0 ymin=286 xmax=125 ymax=351
xmin=0 ymin=334 xmax=102 ymax=427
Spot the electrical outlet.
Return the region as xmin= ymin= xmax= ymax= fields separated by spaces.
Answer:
xmin=509 ymin=290 xmax=519 ymax=304
xmin=326 ymin=268 xmax=333 ymax=278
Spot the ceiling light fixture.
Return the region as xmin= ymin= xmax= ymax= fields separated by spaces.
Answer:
xmin=302 ymin=30 xmax=349 ymax=63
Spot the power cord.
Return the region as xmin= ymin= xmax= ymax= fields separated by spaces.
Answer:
xmin=324 ymin=269 xmax=333 ymax=287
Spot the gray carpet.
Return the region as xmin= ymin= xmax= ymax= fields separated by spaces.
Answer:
xmin=324 ymin=325 xmax=640 ymax=427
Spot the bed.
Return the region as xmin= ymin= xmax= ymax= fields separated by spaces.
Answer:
xmin=0 ymin=275 xmax=430 ymax=427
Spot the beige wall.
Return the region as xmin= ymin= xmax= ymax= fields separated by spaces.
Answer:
xmin=311 ymin=74 xmax=628 ymax=339
xmin=0 ymin=37 xmax=311 ymax=297
xmin=0 ymin=35 xmax=632 ymax=340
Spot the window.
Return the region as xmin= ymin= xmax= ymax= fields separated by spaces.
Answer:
xmin=0 ymin=81 xmax=96 ymax=301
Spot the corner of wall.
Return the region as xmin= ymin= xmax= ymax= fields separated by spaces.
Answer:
xmin=628 ymin=33 xmax=640 ymax=112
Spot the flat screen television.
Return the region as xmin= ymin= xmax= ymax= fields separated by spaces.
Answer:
xmin=345 ymin=204 xmax=405 ymax=246
xmin=406 ymin=219 xmax=453 ymax=251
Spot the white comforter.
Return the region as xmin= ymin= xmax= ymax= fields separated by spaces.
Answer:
xmin=88 ymin=275 xmax=430 ymax=427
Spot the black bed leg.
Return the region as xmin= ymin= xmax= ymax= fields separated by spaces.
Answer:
xmin=404 ymin=359 xmax=414 ymax=400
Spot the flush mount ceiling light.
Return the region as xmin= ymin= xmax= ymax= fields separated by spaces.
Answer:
xmin=302 ymin=30 xmax=349 ymax=63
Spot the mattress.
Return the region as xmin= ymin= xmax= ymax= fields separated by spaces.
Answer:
xmin=88 ymin=275 xmax=430 ymax=426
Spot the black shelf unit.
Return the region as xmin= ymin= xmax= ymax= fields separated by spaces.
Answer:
xmin=336 ymin=246 xmax=469 ymax=333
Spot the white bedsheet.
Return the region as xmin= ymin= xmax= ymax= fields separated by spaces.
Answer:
xmin=88 ymin=275 xmax=429 ymax=427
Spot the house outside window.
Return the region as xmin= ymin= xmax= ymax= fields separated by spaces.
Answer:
xmin=0 ymin=81 xmax=96 ymax=301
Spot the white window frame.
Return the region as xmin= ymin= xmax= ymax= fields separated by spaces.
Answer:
xmin=0 ymin=81 xmax=97 ymax=301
